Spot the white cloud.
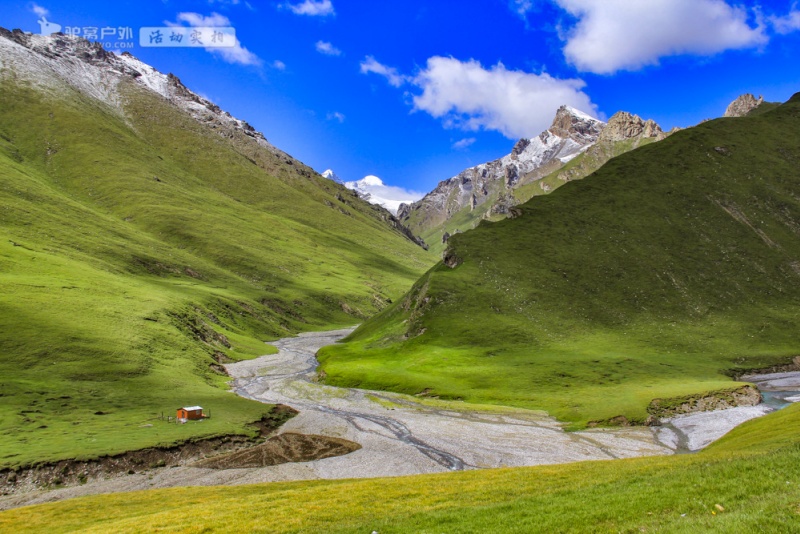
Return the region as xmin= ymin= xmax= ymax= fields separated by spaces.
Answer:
xmin=176 ymin=12 xmax=232 ymax=27
xmin=208 ymin=0 xmax=255 ymax=9
xmin=30 ymin=3 xmax=49 ymax=16
xmin=212 ymin=45 xmax=261 ymax=66
xmin=315 ymin=40 xmax=342 ymax=56
xmin=327 ymin=111 xmax=345 ymax=122
xmin=284 ymin=0 xmax=335 ymax=16
xmin=510 ymin=0 xmax=533 ymax=17
xmin=359 ymin=56 xmax=409 ymax=88
xmin=554 ymin=0 xmax=767 ymax=74
xmin=272 ymin=60 xmax=286 ymax=70
xmin=452 ymin=137 xmax=476 ymax=150
xmin=170 ymin=12 xmax=262 ymax=66
xmin=770 ymin=10 xmax=800 ymax=34
xmin=411 ymin=56 xmax=597 ymax=139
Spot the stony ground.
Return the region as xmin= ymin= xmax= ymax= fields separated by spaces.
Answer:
xmin=3 ymin=330 xmax=795 ymax=511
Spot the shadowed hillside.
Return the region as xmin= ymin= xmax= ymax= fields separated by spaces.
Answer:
xmin=320 ymin=93 xmax=800 ymax=427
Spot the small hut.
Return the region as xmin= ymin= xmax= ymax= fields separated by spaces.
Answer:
xmin=176 ymin=406 xmax=205 ymax=422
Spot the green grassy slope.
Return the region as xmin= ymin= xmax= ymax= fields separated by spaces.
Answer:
xmin=3 ymin=398 xmax=800 ymax=533
xmin=410 ymin=130 xmax=664 ymax=258
xmin=0 ymin=57 xmax=432 ymax=466
xmin=319 ymin=94 xmax=800 ymax=427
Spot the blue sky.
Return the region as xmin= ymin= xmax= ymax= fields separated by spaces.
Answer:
xmin=2 ymin=0 xmax=800 ymax=197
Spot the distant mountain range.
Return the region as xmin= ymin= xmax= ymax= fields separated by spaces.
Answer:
xmin=343 ymin=175 xmax=424 ymax=216
xmin=320 ymin=170 xmax=424 ymax=216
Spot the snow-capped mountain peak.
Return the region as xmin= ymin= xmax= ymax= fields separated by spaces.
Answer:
xmin=561 ymin=105 xmax=598 ymax=123
xmin=344 ymin=175 xmax=423 ymax=215
xmin=360 ymin=175 xmax=384 ymax=187
xmin=397 ymin=105 xmax=606 ymax=232
xmin=321 ymin=169 xmax=343 ymax=183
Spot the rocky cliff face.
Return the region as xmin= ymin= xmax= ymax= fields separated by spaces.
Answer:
xmin=399 ymin=106 xmax=605 ymax=240
xmin=724 ymin=93 xmax=764 ymax=117
xmin=548 ymin=111 xmax=667 ymax=186
xmin=597 ymin=111 xmax=665 ymax=143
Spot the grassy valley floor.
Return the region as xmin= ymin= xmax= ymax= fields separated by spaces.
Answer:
xmin=1 ymin=399 xmax=799 ymax=533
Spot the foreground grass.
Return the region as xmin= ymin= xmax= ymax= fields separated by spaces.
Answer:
xmin=321 ymin=94 xmax=800 ymax=428
xmin=3 ymin=400 xmax=800 ymax=533
xmin=0 ymin=51 xmax=432 ymax=467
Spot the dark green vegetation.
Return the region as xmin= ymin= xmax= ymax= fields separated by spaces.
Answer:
xmin=513 ymin=133 xmax=663 ymax=207
xmin=0 ymin=44 xmax=432 ymax=467
xmin=406 ymin=122 xmax=664 ymax=258
xmin=321 ymin=94 xmax=800 ymax=428
xmin=3 ymin=398 xmax=800 ymax=532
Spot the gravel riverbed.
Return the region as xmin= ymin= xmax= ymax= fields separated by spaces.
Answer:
xmin=3 ymin=329 xmax=796 ymax=511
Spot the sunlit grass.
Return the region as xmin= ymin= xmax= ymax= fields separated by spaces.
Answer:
xmin=0 ymin=76 xmax=433 ymax=467
xmin=322 ymin=95 xmax=800 ymax=427
xmin=3 ymin=401 xmax=800 ymax=533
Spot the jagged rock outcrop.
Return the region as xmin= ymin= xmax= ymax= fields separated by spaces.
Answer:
xmin=384 ymin=214 xmax=428 ymax=250
xmin=724 ymin=93 xmax=764 ymax=117
xmin=597 ymin=111 xmax=665 ymax=143
xmin=550 ymin=111 xmax=667 ymax=185
xmin=548 ymin=106 xmax=606 ymax=143
xmin=399 ymin=106 xmax=605 ymax=240
xmin=396 ymin=202 xmax=411 ymax=220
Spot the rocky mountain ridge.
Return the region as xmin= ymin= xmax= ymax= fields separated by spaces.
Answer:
xmin=0 ymin=28 xmax=298 ymax=165
xmin=597 ymin=111 xmax=664 ymax=143
xmin=543 ymin=110 xmax=667 ymax=187
xmin=0 ymin=27 xmax=429 ymax=253
xmin=401 ymin=92 xmax=767 ymax=251
xmin=397 ymin=106 xmax=605 ymax=238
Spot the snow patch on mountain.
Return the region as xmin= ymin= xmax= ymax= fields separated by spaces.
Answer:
xmin=321 ymin=169 xmax=343 ymax=183
xmin=401 ymin=106 xmax=606 ymax=224
xmin=562 ymin=106 xmax=597 ymax=123
xmin=0 ymin=28 xmax=281 ymax=156
xmin=344 ymin=175 xmax=424 ymax=215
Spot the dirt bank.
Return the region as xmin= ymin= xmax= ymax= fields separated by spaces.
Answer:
xmin=195 ymin=432 xmax=361 ymax=469
xmin=0 ymin=406 xmax=297 ymax=498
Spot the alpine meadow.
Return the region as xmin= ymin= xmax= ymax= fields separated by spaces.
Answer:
xmin=320 ymin=95 xmax=800 ymax=428
xmin=2 ymin=1 xmax=800 ymax=532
